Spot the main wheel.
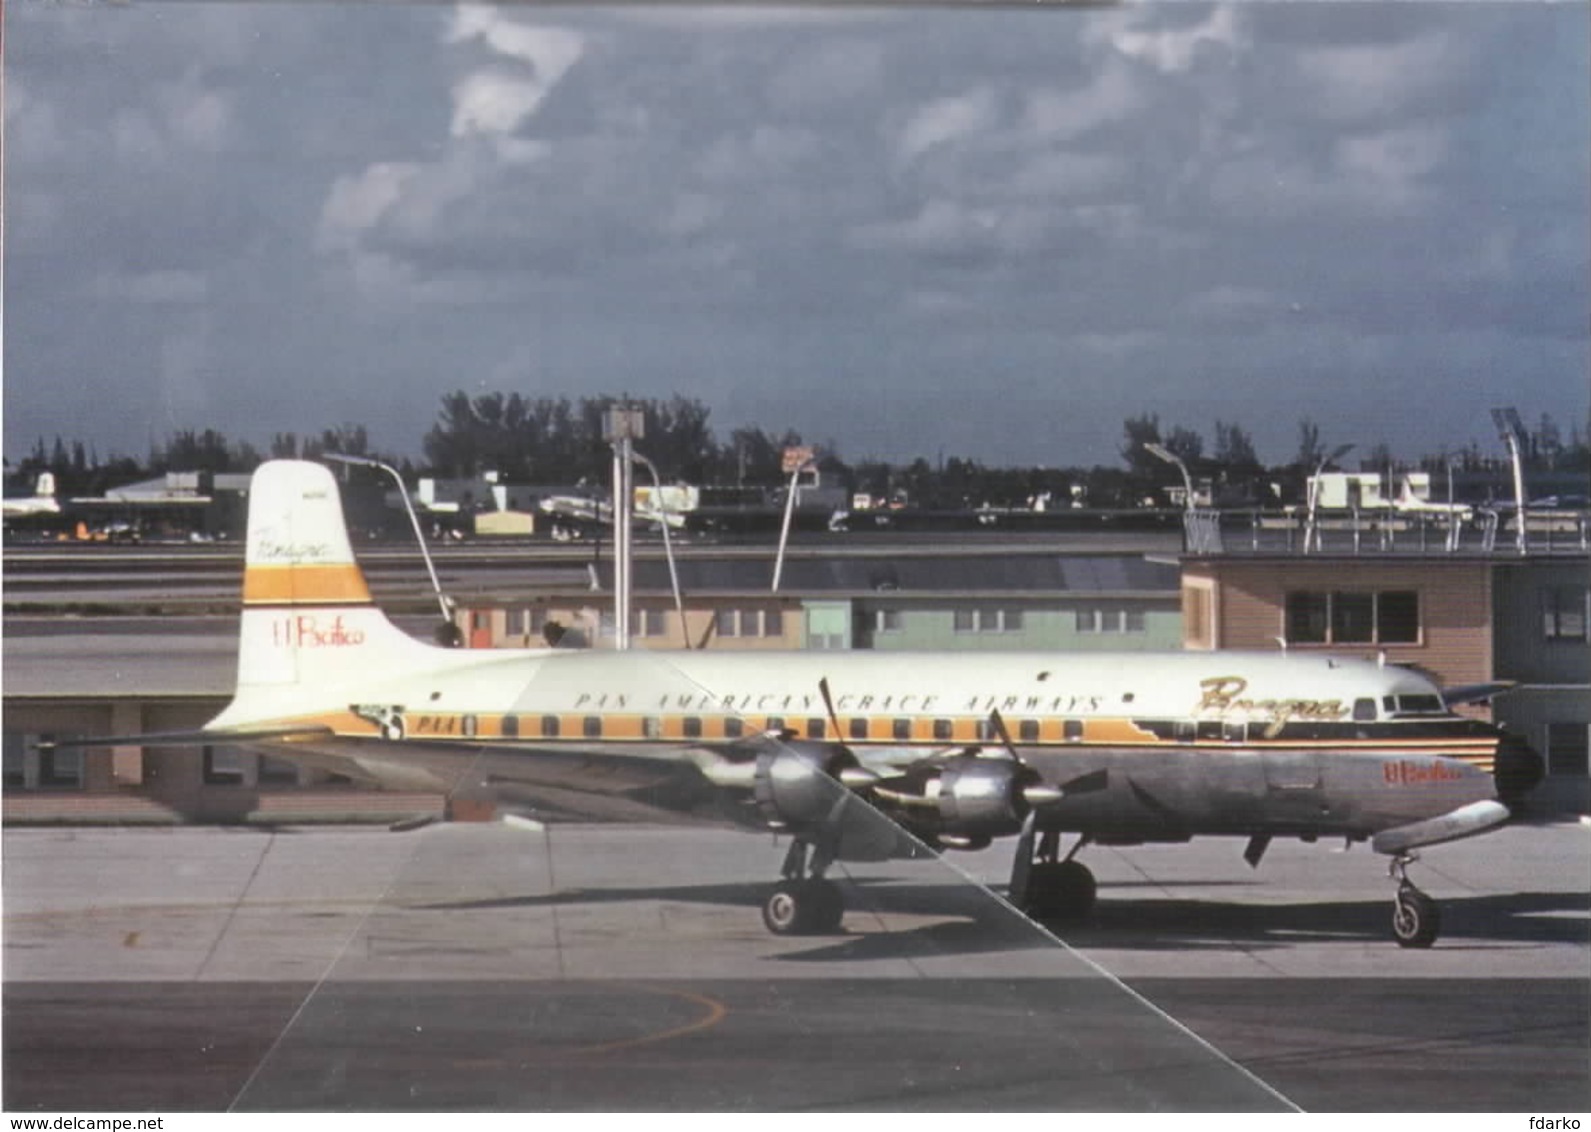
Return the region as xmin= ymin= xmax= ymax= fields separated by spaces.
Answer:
xmin=1392 ymin=887 xmax=1441 ymax=949
xmin=762 ymin=879 xmax=846 ymax=935
xmin=1024 ymin=860 xmax=1097 ymax=923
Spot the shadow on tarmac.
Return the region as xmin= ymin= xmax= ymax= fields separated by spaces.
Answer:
xmin=413 ymin=875 xmax=1591 ymax=958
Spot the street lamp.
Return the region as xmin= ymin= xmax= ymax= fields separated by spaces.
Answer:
xmin=1490 ymin=407 xmax=1528 ymax=555
xmin=1305 ymin=443 xmax=1355 ymax=553
xmin=1144 ymin=442 xmax=1194 ymax=512
xmin=323 ymin=453 xmax=455 ymax=635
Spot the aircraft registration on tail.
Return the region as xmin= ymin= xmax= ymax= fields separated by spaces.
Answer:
xmin=59 ymin=460 xmax=1546 ymax=947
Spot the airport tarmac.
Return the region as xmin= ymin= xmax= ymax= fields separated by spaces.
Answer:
xmin=3 ymin=820 xmax=1587 ymax=1112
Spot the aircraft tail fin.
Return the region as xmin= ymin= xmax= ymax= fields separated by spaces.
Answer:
xmin=211 ymin=460 xmax=441 ymax=727
xmin=35 ymin=472 xmax=56 ymax=498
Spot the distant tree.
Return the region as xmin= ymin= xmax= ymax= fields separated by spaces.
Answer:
xmin=1213 ymin=420 xmax=1259 ymax=473
xmin=1119 ymin=413 xmax=1162 ymax=476
xmin=1295 ymin=418 xmax=1325 ymax=470
xmin=1164 ymin=426 xmax=1204 ymax=463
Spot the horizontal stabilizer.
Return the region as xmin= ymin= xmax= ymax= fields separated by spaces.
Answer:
xmin=36 ymin=725 xmax=335 ymax=751
xmin=1442 ymin=681 xmax=1518 ymax=706
xmin=1371 ymin=800 xmax=1510 ymax=856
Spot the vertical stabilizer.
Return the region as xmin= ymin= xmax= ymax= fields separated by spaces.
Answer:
xmin=218 ymin=461 xmax=437 ymax=722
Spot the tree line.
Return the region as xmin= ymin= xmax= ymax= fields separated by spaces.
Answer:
xmin=9 ymin=392 xmax=1588 ymax=510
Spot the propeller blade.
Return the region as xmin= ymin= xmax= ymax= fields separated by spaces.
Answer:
xmin=987 ymin=709 xmax=1019 ymax=759
xmin=818 ymin=676 xmax=844 ymax=738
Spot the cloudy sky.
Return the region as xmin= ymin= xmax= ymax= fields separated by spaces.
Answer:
xmin=6 ymin=2 xmax=1587 ymax=470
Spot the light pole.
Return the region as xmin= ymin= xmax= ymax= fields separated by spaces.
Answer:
xmin=1304 ymin=443 xmax=1355 ymax=553
xmin=1144 ymin=442 xmax=1194 ymax=512
xmin=323 ymin=453 xmax=454 ymax=632
xmin=629 ymin=450 xmax=690 ymax=648
xmin=604 ymin=405 xmax=646 ymax=650
xmin=1491 ymin=407 xmax=1528 ymax=555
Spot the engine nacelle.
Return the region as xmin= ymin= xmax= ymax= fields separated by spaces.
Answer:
xmin=753 ymin=741 xmax=858 ymax=829
xmin=936 ymin=756 xmax=1037 ymax=839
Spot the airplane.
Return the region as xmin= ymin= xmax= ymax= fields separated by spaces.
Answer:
xmin=539 ymin=491 xmax=687 ymax=541
xmin=53 ymin=459 xmax=1544 ymax=947
xmin=2 ymin=472 xmax=61 ymax=519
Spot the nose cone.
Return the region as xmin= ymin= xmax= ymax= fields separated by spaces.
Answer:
xmin=1494 ymin=732 xmax=1545 ymax=807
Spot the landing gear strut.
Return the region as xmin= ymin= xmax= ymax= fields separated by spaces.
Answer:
xmin=762 ymin=837 xmax=845 ymax=936
xmin=1010 ymin=814 xmax=1097 ymax=924
xmin=1389 ymin=852 xmax=1441 ymax=949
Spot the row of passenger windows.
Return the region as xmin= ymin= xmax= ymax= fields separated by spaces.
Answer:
xmin=497 ymin=714 xmax=1083 ymax=742
xmin=495 ymin=607 xmax=787 ymax=638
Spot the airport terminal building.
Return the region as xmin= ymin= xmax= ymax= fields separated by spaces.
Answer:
xmin=4 ymin=533 xmax=1587 ymax=822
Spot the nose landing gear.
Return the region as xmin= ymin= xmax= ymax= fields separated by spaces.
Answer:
xmin=1389 ymin=853 xmax=1442 ymax=949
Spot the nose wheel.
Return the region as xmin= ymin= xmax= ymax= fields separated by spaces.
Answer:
xmin=1389 ymin=853 xmax=1441 ymax=949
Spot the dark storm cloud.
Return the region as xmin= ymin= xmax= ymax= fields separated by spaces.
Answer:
xmin=5 ymin=3 xmax=1586 ymax=469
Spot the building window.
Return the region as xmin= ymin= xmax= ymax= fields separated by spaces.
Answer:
xmin=956 ymin=608 xmax=1025 ymax=633
xmin=203 ymin=746 xmax=246 ymax=787
xmin=1543 ymin=586 xmax=1589 ymax=642
xmin=716 ymin=608 xmax=783 ymax=638
xmin=873 ymin=609 xmax=902 ymax=633
xmin=4 ymin=731 xmax=29 ymax=788
xmin=471 ymin=612 xmax=489 ymax=632
xmin=506 ymin=609 xmax=526 ymax=637
xmin=640 ymin=608 xmax=669 ymax=637
xmin=1546 ymin=723 xmax=1589 ymax=778
xmin=1286 ymin=591 xmax=1420 ymax=645
xmin=258 ymin=756 xmax=300 ymax=785
xmin=1076 ymin=607 xmax=1141 ymax=634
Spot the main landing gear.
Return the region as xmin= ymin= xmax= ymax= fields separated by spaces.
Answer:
xmin=1389 ymin=852 xmax=1442 ymax=949
xmin=762 ymin=836 xmax=846 ymax=936
xmin=1011 ymin=814 xmax=1097 ymax=924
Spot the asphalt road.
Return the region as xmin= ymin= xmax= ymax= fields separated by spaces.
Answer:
xmin=4 ymin=821 xmax=1586 ymax=1113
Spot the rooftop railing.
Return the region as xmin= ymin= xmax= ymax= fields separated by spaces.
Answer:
xmin=1182 ymin=507 xmax=1590 ymax=557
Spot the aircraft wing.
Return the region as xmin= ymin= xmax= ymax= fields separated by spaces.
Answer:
xmin=1442 ymin=681 xmax=1518 ymax=705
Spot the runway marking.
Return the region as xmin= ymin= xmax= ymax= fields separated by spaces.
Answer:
xmin=574 ymin=983 xmax=728 ymax=1056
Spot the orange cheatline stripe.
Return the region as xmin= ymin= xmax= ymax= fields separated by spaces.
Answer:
xmin=243 ymin=563 xmax=371 ymax=605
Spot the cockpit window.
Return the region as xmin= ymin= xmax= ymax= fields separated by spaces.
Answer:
xmin=1382 ymin=694 xmax=1447 ymax=716
xmin=1352 ymin=697 xmax=1378 ymax=722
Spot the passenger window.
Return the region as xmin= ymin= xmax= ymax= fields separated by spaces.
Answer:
xmin=683 ymin=716 xmax=702 ymax=739
xmin=583 ymin=716 xmax=603 ymax=738
xmin=1063 ymin=719 xmax=1084 ymax=742
xmin=540 ymin=715 xmax=560 ymax=738
xmin=1019 ymin=719 xmax=1040 ymax=743
xmin=849 ymin=718 xmax=869 ymax=741
xmin=933 ymin=719 xmax=953 ymax=741
xmin=807 ymin=718 xmax=826 ymax=739
xmin=643 ymin=716 xmax=663 ymax=739
xmin=892 ymin=718 xmax=912 ymax=741
xmin=501 ymin=715 xmax=519 ymax=739
xmin=724 ymin=717 xmax=744 ymax=739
